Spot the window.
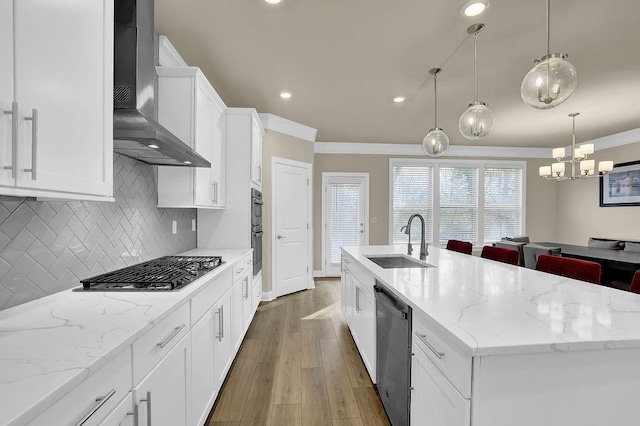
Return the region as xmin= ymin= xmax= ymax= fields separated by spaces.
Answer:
xmin=390 ymin=159 xmax=525 ymax=246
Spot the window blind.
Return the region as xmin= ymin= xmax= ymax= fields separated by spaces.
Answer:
xmin=439 ymin=166 xmax=478 ymax=244
xmin=391 ymin=165 xmax=433 ymax=243
xmin=484 ymin=167 xmax=523 ymax=243
xmin=330 ymin=183 xmax=362 ymax=263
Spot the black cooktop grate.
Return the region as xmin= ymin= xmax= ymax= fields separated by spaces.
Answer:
xmin=80 ymin=256 xmax=223 ymax=291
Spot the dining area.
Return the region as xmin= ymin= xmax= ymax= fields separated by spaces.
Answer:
xmin=446 ymin=236 xmax=640 ymax=294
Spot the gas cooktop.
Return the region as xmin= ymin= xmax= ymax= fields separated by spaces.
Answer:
xmin=79 ymin=256 xmax=223 ymax=291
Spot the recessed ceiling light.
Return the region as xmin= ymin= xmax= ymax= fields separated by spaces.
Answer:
xmin=265 ymin=0 xmax=281 ymax=4
xmin=148 ymin=144 xmax=159 ymax=149
xmin=461 ymin=0 xmax=489 ymax=17
xmin=393 ymin=96 xmax=406 ymax=103
xmin=184 ymin=161 xmax=191 ymax=165
xmin=280 ymin=91 xmax=292 ymax=99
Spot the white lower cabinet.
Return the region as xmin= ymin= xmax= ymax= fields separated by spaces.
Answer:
xmin=358 ymin=283 xmax=376 ymax=379
xmin=191 ymin=307 xmax=217 ymax=426
xmin=232 ymin=274 xmax=244 ymax=351
xmin=133 ymin=333 xmax=192 ymax=426
xmin=252 ymin=272 xmax=262 ymax=314
xmin=411 ymin=338 xmax=471 ymax=426
xmin=100 ymin=393 xmax=134 ymax=426
xmin=213 ymin=288 xmax=233 ymax=387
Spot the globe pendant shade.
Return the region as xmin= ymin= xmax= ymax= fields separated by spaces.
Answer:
xmin=422 ymin=128 xmax=450 ymax=157
xmin=521 ymin=55 xmax=577 ymax=109
xmin=458 ymin=102 xmax=494 ymax=140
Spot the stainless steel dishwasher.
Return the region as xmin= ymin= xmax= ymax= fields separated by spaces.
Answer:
xmin=375 ymin=281 xmax=412 ymax=426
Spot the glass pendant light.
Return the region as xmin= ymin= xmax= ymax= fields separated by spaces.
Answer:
xmin=423 ymin=68 xmax=450 ymax=157
xmin=521 ymin=0 xmax=577 ymax=109
xmin=459 ymin=24 xmax=494 ymax=140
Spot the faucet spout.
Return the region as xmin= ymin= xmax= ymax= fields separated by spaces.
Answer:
xmin=403 ymin=214 xmax=429 ymax=260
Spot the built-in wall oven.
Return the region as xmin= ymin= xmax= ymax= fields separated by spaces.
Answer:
xmin=251 ymin=188 xmax=263 ymax=276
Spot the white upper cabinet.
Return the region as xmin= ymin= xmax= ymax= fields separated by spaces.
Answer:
xmin=156 ymin=67 xmax=226 ymax=209
xmin=0 ymin=0 xmax=113 ymax=201
xmin=250 ymin=117 xmax=263 ymax=188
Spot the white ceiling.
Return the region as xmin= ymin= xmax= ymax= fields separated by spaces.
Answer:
xmin=155 ymin=0 xmax=640 ymax=148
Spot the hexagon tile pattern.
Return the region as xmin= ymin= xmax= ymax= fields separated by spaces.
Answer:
xmin=0 ymin=154 xmax=197 ymax=310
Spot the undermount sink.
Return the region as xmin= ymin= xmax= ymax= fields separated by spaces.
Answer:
xmin=365 ymin=255 xmax=433 ymax=269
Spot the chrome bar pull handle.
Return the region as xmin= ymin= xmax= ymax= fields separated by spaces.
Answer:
xmin=156 ymin=324 xmax=185 ymax=348
xmin=23 ymin=108 xmax=37 ymax=179
xmin=355 ymin=286 xmax=360 ymax=312
xmin=3 ymin=101 xmax=18 ymax=179
xmin=216 ymin=307 xmax=223 ymax=341
xmin=139 ymin=391 xmax=152 ymax=426
xmin=132 ymin=403 xmax=139 ymax=426
xmin=74 ymin=389 xmax=116 ymax=425
xmin=220 ymin=305 xmax=224 ymax=339
xmin=244 ymin=276 xmax=248 ymax=299
xmin=258 ymin=164 xmax=262 ymax=182
xmin=415 ymin=332 xmax=445 ymax=359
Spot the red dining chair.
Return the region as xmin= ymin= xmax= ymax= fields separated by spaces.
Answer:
xmin=480 ymin=246 xmax=519 ymax=265
xmin=446 ymin=240 xmax=473 ymax=255
xmin=535 ymin=254 xmax=601 ymax=284
xmin=630 ymin=270 xmax=640 ymax=294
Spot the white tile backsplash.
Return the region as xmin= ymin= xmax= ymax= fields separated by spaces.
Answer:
xmin=0 ymin=154 xmax=197 ymax=310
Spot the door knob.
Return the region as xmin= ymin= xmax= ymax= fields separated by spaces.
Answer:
xmin=277 ymin=235 xmax=286 ymax=239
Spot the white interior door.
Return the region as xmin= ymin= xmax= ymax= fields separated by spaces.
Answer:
xmin=323 ymin=174 xmax=369 ymax=276
xmin=274 ymin=159 xmax=311 ymax=297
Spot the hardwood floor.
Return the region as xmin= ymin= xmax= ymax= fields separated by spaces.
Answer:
xmin=207 ymin=279 xmax=389 ymax=426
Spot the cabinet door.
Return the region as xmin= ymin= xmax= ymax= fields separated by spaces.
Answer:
xmin=210 ymin=104 xmax=225 ymax=207
xmin=250 ymin=119 xmax=262 ymax=187
xmin=213 ymin=288 xmax=233 ymax=387
xmin=100 ymin=393 xmax=134 ymax=426
xmin=242 ymin=272 xmax=253 ymax=331
xmin=13 ymin=0 xmax=112 ymax=196
xmin=410 ymin=341 xmax=471 ymax=426
xmin=194 ymin=81 xmax=214 ymax=207
xmin=0 ymin=0 xmax=14 ymax=188
xmin=134 ymin=333 xmax=192 ymax=426
xmin=191 ymin=310 xmax=216 ymax=426
xmin=252 ymin=273 xmax=262 ymax=314
xmin=359 ymin=287 xmax=376 ymax=382
xmin=340 ymin=261 xmax=348 ymax=320
xmin=232 ymin=277 xmax=244 ymax=351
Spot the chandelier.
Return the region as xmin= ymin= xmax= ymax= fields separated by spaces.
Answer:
xmin=539 ymin=113 xmax=613 ymax=180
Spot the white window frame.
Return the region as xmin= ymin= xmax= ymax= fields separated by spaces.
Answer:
xmin=389 ymin=158 xmax=527 ymax=247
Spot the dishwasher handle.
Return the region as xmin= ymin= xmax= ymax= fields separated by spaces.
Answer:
xmin=374 ymin=284 xmax=410 ymax=321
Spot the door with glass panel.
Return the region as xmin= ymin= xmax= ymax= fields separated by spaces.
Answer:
xmin=323 ymin=173 xmax=369 ymax=276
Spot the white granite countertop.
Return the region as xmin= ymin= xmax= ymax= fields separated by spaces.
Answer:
xmin=344 ymin=245 xmax=640 ymax=357
xmin=0 ymin=248 xmax=251 ymax=426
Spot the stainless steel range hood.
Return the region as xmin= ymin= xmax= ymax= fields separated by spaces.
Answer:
xmin=113 ymin=0 xmax=210 ymax=167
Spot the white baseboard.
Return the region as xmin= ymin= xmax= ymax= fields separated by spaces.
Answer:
xmin=261 ymin=291 xmax=275 ymax=302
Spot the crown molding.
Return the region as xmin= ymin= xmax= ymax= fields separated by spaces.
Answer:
xmin=258 ymin=113 xmax=317 ymax=142
xmin=564 ymin=128 xmax=640 ymax=152
xmin=314 ymin=142 xmax=551 ymax=158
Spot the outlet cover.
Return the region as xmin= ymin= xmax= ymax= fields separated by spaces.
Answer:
xmin=172 ymin=220 xmax=177 ymax=234
xmin=192 ymin=219 xmax=196 ymax=232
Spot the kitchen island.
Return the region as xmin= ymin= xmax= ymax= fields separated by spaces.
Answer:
xmin=0 ymin=248 xmax=257 ymax=426
xmin=342 ymin=245 xmax=640 ymax=426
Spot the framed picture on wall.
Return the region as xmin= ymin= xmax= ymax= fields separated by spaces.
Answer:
xmin=600 ymin=160 xmax=640 ymax=207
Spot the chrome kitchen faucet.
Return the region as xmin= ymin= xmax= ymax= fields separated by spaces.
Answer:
xmin=400 ymin=214 xmax=429 ymax=260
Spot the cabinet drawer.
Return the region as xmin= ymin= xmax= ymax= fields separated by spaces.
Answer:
xmin=191 ymin=268 xmax=232 ymax=325
xmin=412 ymin=311 xmax=472 ymax=398
xmin=31 ymin=348 xmax=132 ymax=426
xmin=232 ymin=254 xmax=253 ymax=282
xmin=133 ymin=303 xmax=190 ymax=384
xmin=344 ymin=255 xmax=375 ymax=294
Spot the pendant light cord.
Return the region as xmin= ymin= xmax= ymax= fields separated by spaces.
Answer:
xmin=546 ymin=0 xmax=550 ymax=55
xmin=474 ymin=33 xmax=478 ymax=102
xmin=433 ymin=73 xmax=438 ymax=127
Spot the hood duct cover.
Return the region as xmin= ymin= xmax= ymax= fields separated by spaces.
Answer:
xmin=113 ymin=0 xmax=210 ymax=167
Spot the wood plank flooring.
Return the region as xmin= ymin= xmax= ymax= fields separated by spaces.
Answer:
xmin=207 ymin=279 xmax=389 ymax=426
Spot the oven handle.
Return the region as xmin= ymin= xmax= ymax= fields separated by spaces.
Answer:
xmin=252 ymin=231 xmax=263 ymax=236
xmin=253 ymin=199 xmax=263 ymax=206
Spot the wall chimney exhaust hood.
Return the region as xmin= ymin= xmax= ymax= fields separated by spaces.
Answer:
xmin=113 ymin=0 xmax=210 ymax=167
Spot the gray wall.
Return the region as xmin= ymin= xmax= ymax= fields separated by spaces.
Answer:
xmin=0 ymin=154 xmax=197 ymax=310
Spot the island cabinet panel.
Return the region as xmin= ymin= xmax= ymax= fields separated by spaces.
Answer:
xmin=133 ymin=333 xmax=192 ymax=426
xmin=341 ymin=253 xmax=377 ymax=382
xmin=99 ymin=393 xmax=134 ymax=426
xmin=411 ymin=336 xmax=470 ymax=426
xmin=471 ymin=348 xmax=640 ymax=426
xmin=191 ymin=306 xmax=217 ymax=426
